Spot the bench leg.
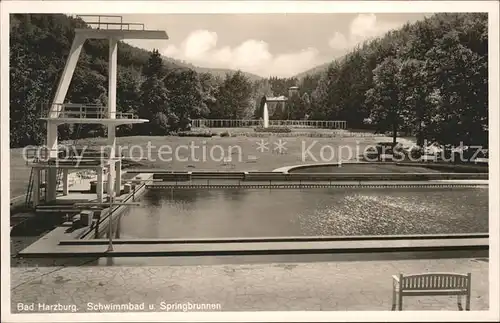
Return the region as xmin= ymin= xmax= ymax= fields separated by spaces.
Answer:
xmin=398 ymin=293 xmax=403 ymax=311
xmin=466 ymin=295 xmax=471 ymax=311
xmin=391 ymin=289 xmax=396 ymax=311
xmin=457 ymin=295 xmax=463 ymax=311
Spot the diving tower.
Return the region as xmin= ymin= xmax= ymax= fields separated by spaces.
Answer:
xmin=28 ymin=15 xmax=168 ymax=207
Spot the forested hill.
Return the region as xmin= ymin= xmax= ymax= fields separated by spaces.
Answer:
xmin=294 ymin=61 xmax=333 ymax=79
xmin=170 ymin=61 xmax=263 ymax=82
xmin=287 ymin=13 xmax=488 ymax=147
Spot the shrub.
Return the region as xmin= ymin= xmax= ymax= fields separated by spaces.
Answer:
xmin=376 ymin=142 xmax=399 ymax=155
xmin=254 ymin=126 xmax=292 ymax=133
xmin=152 ymin=112 xmax=170 ymax=135
xmin=219 ymin=131 xmax=230 ymax=137
xmin=177 ymin=131 xmax=214 ymax=138
xmin=409 ymin=146 xmax=424 ymax=159
xmin=363 ymin=145 xmax=380 ymax=161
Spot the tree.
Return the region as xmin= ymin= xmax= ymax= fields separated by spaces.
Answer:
xmin=152 ymin=112 xmax=170 ymax=134
xmin=287 ymin=92 xmax=305 ymax=119
xmin=143 ymin=49 xmax=165 ymax=79
xmin=10 ymin=15 xmax=51 ymax=146
xmin=215 ymin=71 xmax=253 ymax=119
xmin=301 ymin=92 xmax=312 ymax=117
xmin=164 ymin=68 xmax=206 ymax=131
xmin=424 ymin=30 xmax=487 ymax=147
xmin=66 ymin=65 xmax=108 ymax=138
xmin=139 ymin=75 xmax=169 ymax=135
xmin=397 ymin=59 xmax=429 ymax=145
xmin=117 ymin=68 xmax=142 ymax=114
xmin=269 ymin=76 xmax=298 ymax=97
xmin=251 ymin=79 xmax=273 ymax=119
xmin=366 ymin=57 xmax=403 ymax=144
xmin=199 ymin=72 xmax=221 ymax=118
xmin=299 ymin=74 xmax=320 ymax=98
xmin=311 ymin=62 xmax=341 ymax=120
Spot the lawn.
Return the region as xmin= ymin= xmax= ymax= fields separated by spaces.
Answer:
xmin=9 ymin=130 xmax=414 ymax=198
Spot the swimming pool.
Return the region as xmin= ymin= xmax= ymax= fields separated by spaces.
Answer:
xmin=116 ymin=187 xmax=488 ymax=239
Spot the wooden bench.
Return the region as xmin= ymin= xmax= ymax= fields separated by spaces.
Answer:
xmin=392 ymin=272 xmax=471 ymax=311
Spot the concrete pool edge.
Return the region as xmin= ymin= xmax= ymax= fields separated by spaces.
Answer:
xmin=58 ymin=233 xmax=488 ymax=245
xmin=18 ymin=234 xmax=489 ymax=258
xmin=146 ymin=170 xmax=488 ymax=182
xmin=146 ymin=182 xmax=487 ymax=189
xmin=274 ymin=162 xmax=342 ymax=173
xmin=273 ymin=161 xmax=489 ymax=174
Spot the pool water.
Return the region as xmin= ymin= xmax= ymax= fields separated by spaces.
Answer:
xmin=116 ymin=188 xmax=488 ymax=239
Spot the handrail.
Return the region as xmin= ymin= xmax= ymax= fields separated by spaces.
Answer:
xmin=86 ymin=22 xmax=146 ymax=31
xmin=42 ymin=103 xmax=139 ymax=119
xmin=75 ymin=15 xmax=145 ymax=31
xmin=77 ymin=15 xmax=123 ymax=21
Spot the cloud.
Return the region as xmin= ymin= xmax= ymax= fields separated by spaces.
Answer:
xmin=183 ymin=30 xmax=218 ymax=60
xmin=328 ymin=14 xmax=402 ymax=51
xmin=328 ymin=32 xmax=350 ymax=51
xmin=162 ymin=30 xmax=320 ymax=78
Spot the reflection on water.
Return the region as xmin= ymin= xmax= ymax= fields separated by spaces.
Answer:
xmin=116 ymin=188 xmax=488 ymax=239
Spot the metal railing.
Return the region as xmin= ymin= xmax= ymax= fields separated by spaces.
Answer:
xmin=76 ymin=15 xmax=145 ymax=31
xmin=42 ymin=103 xmax=139 ymax=120
xmin=26 ymin=157 xmax=121 ymax=167
xmin=24 ymin=146 xmax=125 ymax=166
xmin=191 ymin=119 xmax=348 ymax=129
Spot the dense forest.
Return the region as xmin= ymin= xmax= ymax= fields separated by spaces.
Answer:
xmin=307 ymin=12 xmax=488 ymax=147
xmin=10 ymin=13 xmax=488 ymax=149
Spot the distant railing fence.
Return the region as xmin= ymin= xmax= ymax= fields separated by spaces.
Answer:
xmin=191 ymin=119 xmax=347 ymax=129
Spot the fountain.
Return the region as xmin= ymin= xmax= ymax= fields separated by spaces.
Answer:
xmin=261 ymin=95 xmax=287 ymax=128
xmin=263 ymin=102 xmax=269 ymax=128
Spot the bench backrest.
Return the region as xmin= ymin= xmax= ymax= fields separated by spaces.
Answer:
xmin=400 ymin=273 xmax=471 ymax=290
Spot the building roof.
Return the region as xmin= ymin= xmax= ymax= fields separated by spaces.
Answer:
xmin=263 ymin=95 xmax=288 ymax=102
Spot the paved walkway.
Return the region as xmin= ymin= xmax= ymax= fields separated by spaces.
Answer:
xmin=10 ymin=258 xmax=488 ymax=312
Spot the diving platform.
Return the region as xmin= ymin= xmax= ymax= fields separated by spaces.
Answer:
xmin=41 ymin=103 xmax=148 ymax=125
xmin=75 ymin=28 xmax=169 ymax=40
xmin=75 ymin=15 xmax=169 ymax=40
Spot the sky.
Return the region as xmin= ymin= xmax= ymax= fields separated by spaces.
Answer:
xmin=92 ymin=13 xmax=430 ymax=78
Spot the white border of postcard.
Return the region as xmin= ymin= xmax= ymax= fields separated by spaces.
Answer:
xmin=1 ymin=1 xmax=499 ymax=322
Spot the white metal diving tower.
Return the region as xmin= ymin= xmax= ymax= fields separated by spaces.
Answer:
xmin=29 ymin=15 xmax=168 ymax=207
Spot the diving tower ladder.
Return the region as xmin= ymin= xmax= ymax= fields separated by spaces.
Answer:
xmin=26 ymin=163 xmax=64 ymax=207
